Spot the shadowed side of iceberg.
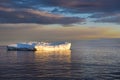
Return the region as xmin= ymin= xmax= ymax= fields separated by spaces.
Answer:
xmin=7 ymin=43 xmax=36 ymax=51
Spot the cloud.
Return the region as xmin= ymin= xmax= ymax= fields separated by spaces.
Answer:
xmin=94 ymin=16 xmax=120 ymax=24
xmin=89 ymin=12 xmax=120 ymax=24
xmin=35 ymin=0 xmax=120 ymax=24
xmin=1 ymin=0 xmax=120 ymax=13
xmin=0 ymin=0 xmax=120 ymax=24
xmin=32 ymin=0 xmax=120 ymax=13
xmin=0 ymin=7 xmax=85 ymax=24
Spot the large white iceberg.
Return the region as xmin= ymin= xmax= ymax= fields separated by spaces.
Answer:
xmin=7 ymin=42 xmax=71 ymax=51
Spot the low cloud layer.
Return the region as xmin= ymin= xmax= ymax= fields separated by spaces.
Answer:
xmin=0 ymin=24 xmax=120 ymax=45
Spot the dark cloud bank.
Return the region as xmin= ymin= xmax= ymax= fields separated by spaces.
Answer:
xmin=0 ymin=0 xmax=120 ymax=24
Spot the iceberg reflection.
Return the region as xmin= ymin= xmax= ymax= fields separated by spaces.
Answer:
xmin=34 ymin=50 xmax=72 ymax=77
xmin=34 ymin=50 xmax=71 ymax=64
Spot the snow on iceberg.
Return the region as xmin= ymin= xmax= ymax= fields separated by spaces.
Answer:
xmin=7 ymin=42 xmax=71 ymax=51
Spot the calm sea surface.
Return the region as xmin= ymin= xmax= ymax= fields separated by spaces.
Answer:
xmin=0 ymin=39 xmax=120 ymax=80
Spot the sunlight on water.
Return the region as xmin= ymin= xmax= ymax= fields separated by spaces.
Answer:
xmin=35 ymin=50 xmax=71 ymax=63
xmin=34 ymin=50 xmax=71 ymax=77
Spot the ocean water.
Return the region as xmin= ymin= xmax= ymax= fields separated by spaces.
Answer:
xmin=0 ymin=39 xmax=120 ymax=80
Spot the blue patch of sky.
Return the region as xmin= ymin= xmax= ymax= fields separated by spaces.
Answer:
xmin=33 ymin=5 xmax=92 ymax=18
xmin=33 ymin=5 xmax=64 ymax=13
xmin=63 ymin=13 xmax=92 ymax=18
xmin=81 ymin=21 xmax=120 ymax=27
xmin=14 ymin=0 xmax=34 ymax=7
xmin=14 ymin=0 xmax=28 ymax=4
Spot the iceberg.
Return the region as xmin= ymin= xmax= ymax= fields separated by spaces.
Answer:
xmin=7 ymin=42 xmax=71 ymax=51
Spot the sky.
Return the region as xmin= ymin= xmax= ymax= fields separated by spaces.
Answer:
xmin=0 ymin=0 xmax=120 ymax=45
